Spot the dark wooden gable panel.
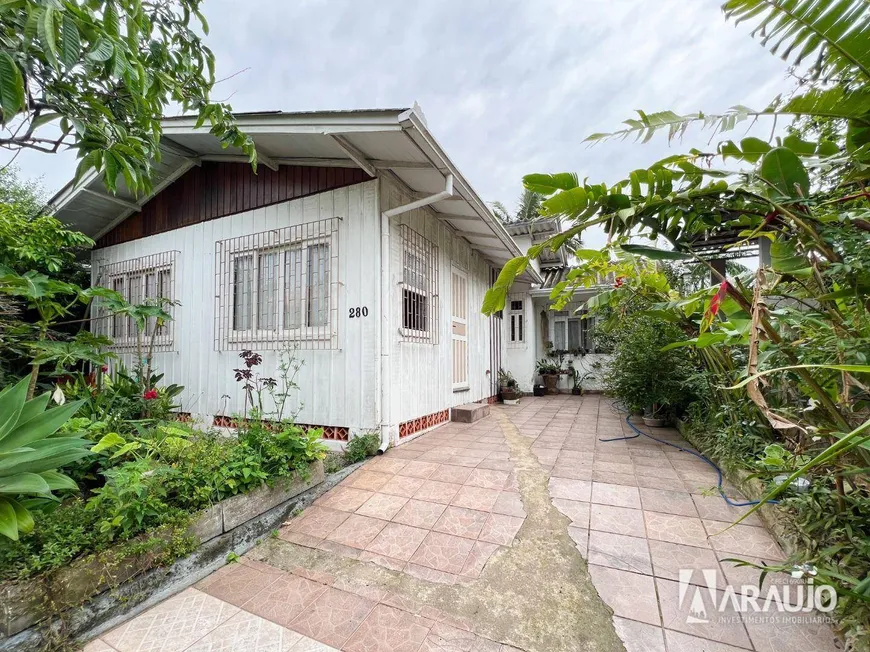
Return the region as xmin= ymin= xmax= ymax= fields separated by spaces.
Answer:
xmin=95 ymin=162 xmax=372 ymax=248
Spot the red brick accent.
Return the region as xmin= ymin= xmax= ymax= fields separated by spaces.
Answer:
xmin=211 ymin=415 xmax=348 ymax=441
xmin=399 ymin=409 xmax=450 ymax=438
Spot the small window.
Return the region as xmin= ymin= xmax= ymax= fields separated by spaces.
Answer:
xmin=215 ymin=218 xmax=340 ymax=351
xmin=401 ymin=225 xmax=438 ymax=342
xmin=507 ymin=295 xmax=525 ymax=347
xmin=97 ymin=251 xmax=178 ymax=351
xmin=553 ymin=309 xmax=587 ymax=353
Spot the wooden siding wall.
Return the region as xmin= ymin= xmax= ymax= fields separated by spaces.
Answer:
xmin=96 ymin=163 xmax=371 ymax=248
xmin=382 ymin=176 xmax=495 ymax=432
xmin=92 ymin=181 xmax=381 ymax=432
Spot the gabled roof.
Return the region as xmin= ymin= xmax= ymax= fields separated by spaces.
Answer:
xmin=50 ymin=106 xmax=541 ymax=283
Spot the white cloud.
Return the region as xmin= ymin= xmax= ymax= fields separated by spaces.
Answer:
xmin=8 ymin=0 xmax=794 ymax=251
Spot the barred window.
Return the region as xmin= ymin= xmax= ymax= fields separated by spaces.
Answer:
xmin=215 ymin=218 xmax=339 ymax=350
xmin=400 ymin=225 xmax=438 ymax=342
xmin=508 ymin=296 xmax=525 ymax=346
xmin=95 ymin=251 xmax=178 ymax=351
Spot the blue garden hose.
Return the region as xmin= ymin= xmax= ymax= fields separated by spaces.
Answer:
xmin=600 ymin=412 xmax=778 ymax=508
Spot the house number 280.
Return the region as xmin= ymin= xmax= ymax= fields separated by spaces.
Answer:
xmin=349 ymin=306 xmax=369 ymax=318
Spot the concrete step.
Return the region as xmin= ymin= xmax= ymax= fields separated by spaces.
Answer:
xmin=451 ymin=402 xmax=490 ymax=423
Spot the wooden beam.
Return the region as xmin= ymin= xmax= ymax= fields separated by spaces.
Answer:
xmin=459 ymin=232 xmax=502 ymax=241
xmin=81 ymin=188 xmax=140 ymax=211
xmin=329 ymin=135 xmax=377 ymax=177
xmin=255 ymin=149 xmax=279 ymax=172
xmin=433 ymin=213 xmax=480 ymax=222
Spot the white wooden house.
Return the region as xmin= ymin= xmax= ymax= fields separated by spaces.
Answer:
xmin=51 ymin=106 xmax=544 ymax=448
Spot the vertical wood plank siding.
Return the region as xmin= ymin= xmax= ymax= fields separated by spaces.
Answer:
xmin=95 ymin=163 xmax=372 ymax=248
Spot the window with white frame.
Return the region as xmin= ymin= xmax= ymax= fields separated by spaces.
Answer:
xmin=553 ymin=309 xmax=588 ymax=353
xmin=400 ymin=225 xmax=438 ymax=342
xmin=215 ymin=218 xmax=339 ymax=350
xmin=507 ymin=297 xmax=525 ymax=346
xmin=96 ymin=252 xmax=178 ymax=350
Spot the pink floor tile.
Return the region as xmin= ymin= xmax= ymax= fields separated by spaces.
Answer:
xmin=289 ymin=587 xmax=375 ymax=649
xmin=365 ymin=522 xmax=429 ymax=561
xmin=410 ymin=531 xmax=475 ymax=574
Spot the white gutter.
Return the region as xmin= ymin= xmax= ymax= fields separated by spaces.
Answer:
xmin=396 ymin=108 xmax=543 ymax=285
xmin=383 ymin=174 xmax=453 ymax=218
xmin=376 ymin=172 xmax=455 ymax=454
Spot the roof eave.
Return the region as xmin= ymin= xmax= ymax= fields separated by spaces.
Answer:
xmin=397 ymin=109 xmax=543 ymax=284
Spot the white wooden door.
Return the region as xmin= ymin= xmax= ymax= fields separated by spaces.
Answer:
xmin=451 ymin=267 xmax=468 ymax=390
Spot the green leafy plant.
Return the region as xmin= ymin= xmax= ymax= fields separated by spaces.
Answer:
xmin=481 ymin=1 xmax=870 ymax=640
xmin=535 ymin=359 xmax=561 ymax=375
xmin=0 ymin=376 xmax=90 ymax=540
xmin=0 ymin=0 xmax=256 ymax=194
xmin=344 ymin=432 xmax=379 ymax=464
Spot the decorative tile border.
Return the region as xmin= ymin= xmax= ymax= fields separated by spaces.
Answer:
xmin=211 ymin=416 xmax=349 ymax=441
xmin=399 ymin=410 xmax=450 ymax=438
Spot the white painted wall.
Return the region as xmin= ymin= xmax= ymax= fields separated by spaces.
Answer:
xmin=501 ymin=286 xmax=537 ymax=392
xmin=91 ymin=181 xmax=382 ymax=434
xmin=381 ymin=176 xmax=496 ymax=438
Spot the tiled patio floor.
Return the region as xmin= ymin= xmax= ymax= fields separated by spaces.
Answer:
xmin=83 ymin=396 xmax=840 ymax=652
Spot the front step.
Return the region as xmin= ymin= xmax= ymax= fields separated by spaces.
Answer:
xmin=451 ymin=402 xmax=490 ymax=423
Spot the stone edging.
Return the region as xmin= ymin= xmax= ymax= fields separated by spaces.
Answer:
xmin=0 ymin=458 xmax=364 ymax=652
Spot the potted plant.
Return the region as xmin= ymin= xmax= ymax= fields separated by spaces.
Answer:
xmin=497 ymin=368 xmax=520 ymax=404
xmin=601 ymin=316 xmax=693 ymax=427
xmin=570 ymin=366 xmax=595 ymax=396
xmin=536 ymin=359 xmax=562 ymax=395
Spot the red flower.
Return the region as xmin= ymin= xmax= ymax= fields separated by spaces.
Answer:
xmin=143 ymin=389 xmax=159 ymax=400
xmin=613 ymin=276 xmax=625 ymax=289
xmin=101 ymin=365 xmax=109 ymax=373
xmin=709 ymin=280 xmax=730 ymax=318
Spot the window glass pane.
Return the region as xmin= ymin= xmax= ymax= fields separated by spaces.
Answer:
xmin=307 ymin=244 xmax=329 ymax=327
xmin=127 ymin=275 xmax=142 ymax=338
xmin=510 ymin=314 xmax=516 ymax=341
xmin=156 ymin=269 xmax=171 ymax=335
xmin=568 ymin=319 xmax=582 ymax=349
xmin=144 ymin=273 xmax=157 ymax=335
xmin=284 ymin=248 xmax=302 ymax=329
xmin=111 ymin=277 xmax=125 ymax=339
xmin=554 ymin=321 xmax=566 ymax=349
xmin=157 ymin=269 xmax=171 ymax=299
xmin=510 ymin=300 xmax=523 ymax=312
xmin=518 ymin=315 xmax=523 ymax=342
xmin=403 ymin=289 xmax=427 ymax=330
xmin=257 ymin=251 xmax=278 ymax=330
xmin=233 ymin=255 xmax=254 ymax=330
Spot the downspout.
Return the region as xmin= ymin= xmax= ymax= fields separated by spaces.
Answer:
xmin=376 ymin=173 xmax=454 ymax=454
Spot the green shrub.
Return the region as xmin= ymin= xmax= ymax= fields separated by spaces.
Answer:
xmin=0 ymin=498 xmax=110 ymax=581
xmin=344 ymin=432 xmax=379 ymax=464
xmin=602 ymin=315 xmax=697 ymax=417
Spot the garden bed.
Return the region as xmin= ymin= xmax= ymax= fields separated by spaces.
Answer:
xmin=0 ymin=460 xmax=326 ymax=651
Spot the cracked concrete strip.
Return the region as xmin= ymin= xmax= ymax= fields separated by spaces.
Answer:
xmin=249 ymin=407 xmax=625 ymax=652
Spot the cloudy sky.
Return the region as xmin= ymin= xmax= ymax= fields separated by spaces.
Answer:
xmin=10 ymin=0 xmax=794 ymax=247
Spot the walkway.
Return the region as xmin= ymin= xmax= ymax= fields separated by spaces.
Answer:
xmin=83 ymin=396 xmax=839 ymax=652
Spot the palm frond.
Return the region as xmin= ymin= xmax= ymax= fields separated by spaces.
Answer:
xmin=723 ymin=0 xmax=870 ymax=83
xmin=515 ymin=189 xmax=543 ymax=222
xmin=584 ymin=88 xmax=870 ymax=145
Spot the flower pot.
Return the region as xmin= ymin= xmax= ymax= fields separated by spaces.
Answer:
xmin=571 ymin=388 xmax=583 ymax=396
xmin=642 ymin=416 xmax=666 ymax=427
xmin=501 ymin=388 xmax=519 ymax=402
xmin=543 ymin=374 xmax=559 ymax=395
xmin=533 ymin=384 xmax=546 ymax=397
